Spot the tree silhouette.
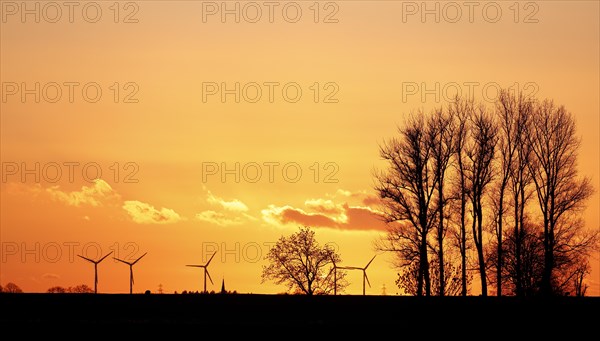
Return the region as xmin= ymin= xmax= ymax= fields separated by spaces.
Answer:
xmin=396 ymin=251 xmax=470 ymax=296
xmin=527 ymin=100 xmax=595 ymax=295
xmin=69 ymin=284 xmax=94 ymax=293
xmin=491 ymin=90 xmax=533 ymax=296
xmin=261 ymin=226 xmax=348 ymax=295
xmin=427 ymin=107 xmax=456 ymax=296
xmin=47 ymin=286 xmax=67 ymax=293
xmin=47 ymin=285 xmax=94 ymax=293
xmin=448 ymin=98 xmax=473 ymax=296
xmin=374 ymin=112 xmax=437 ymax=296
xmin=3 ymin=282 xmax=23 ymax=293
xmin=374 ymin=89 xmax=597 ymax=296
xmin=488 ymin=218 xmax=544 ymax=295
xmin=465 ymin=107 xmax=498 ymax=296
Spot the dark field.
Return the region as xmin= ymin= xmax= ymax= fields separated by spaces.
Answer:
xmin=1 ymin=293 xmax=598 ymax=333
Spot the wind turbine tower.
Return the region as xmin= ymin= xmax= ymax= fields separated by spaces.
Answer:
xmin=114 ymin=252 xmax=147 ymax=294
xmin=77 ymin=251 xmax=113 ymax=294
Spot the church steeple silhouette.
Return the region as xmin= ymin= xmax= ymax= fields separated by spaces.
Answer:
xmin=221 ymin=278 xmax=226 ymax=294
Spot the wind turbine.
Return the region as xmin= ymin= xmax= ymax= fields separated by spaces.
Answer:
xmin=77 ymin=251 xmax=113 ymax=294
xmin=186 ymin=251 xmax=217 ymax=293
xmin=326 ymin=254 xmax=344 ymax=295
xmin=343 ymin=255 xmax=376 ymax=295
xmin=114 ymin=252 xmax=147 ymax=294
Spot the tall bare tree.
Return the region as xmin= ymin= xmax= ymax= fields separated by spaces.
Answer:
xmin=465 ymin=107 xmax=498 ymax=296
xmin=528 ymin=100 xmax=594 ymax=295
xmin=492 ymin=90 xmax=519 ymax=296
xmin=427 ymin=108 xmax=455 ymax=296
xmin=491 ymin=91 xmax=534 ymax=296
xmin=448 ymin=98 xmax=472 ymax=296
xmin=374 ymin=112 xmax=437 ymax=296
xmin=509 ymin=101 xmax=534 ymax=296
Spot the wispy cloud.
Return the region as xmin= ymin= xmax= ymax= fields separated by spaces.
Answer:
xmin=41 ymin=273 xmax=60 ymax=280
xmin=47 ymin=179 xmax=119 ymax=207
xmin=327 ymin=189 xmax=382 ymax=208
xmin=262 ymin=190 xmax=387 ymax=231
xmin=206 ymin=190 xmax=249 ymax=212
xmin=196 ymin=210 xmax=244 ymax=226
xmin=195 ymin=188 xmax=254 ymax=226
xmin=123 ymin=200 xmax=182 ymax=224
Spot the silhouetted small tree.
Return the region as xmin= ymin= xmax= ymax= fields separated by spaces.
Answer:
xmin=4 ymin=282 xmax=23 ymax=293
xmin=396 ymin=253 xmax=470 ymax=296
xmin=262 ymin=226 xmax=348 ymax=295
xmin=47 ymin=286 xmax=67 ymax=293
xmin=69 ymin=284 xmax=93 ymax=293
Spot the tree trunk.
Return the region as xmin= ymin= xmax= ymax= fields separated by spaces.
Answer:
xmin=497 ymin=191 xmax=504 ymax=296
xmin=437 ymin=177 xmax=445 ymax=297
xmin=514 ymin=191 xmax=522 ymax=296
xmin=474 ymin=199 xmax=487 ymax=296
xmin=458 ymin=156 xmax=468 ymax=297
xmin=421 ymin=231 xmax=431 ymax=296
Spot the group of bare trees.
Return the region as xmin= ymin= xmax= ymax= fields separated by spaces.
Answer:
xmin=375 ymin=90 xmax=598 ymax=296
xmin=47 ymin=285 xmax=94 ymax=293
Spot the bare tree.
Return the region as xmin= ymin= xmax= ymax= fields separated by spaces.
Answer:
xmin=509 ymin=105 xmax=534 ymax=297
xmin=571 ymin=260 xmax=590 ymax=297
xmin=427 ymin=107 xmax=455 ymax=296
xmin=69 ymin=284 xmax=94 ymax=293
xmin=448 ymin=98 xmax=473 ymax=296
xmin=465 ymin=107 xmax=498 ymax=296
xmin=374 ymin=112 xmax=438 ymax=296
xmin=491 ymin=90 xmax=518 ymax=296
xmin=491 ymin=90 xmax=535 ymax=296
xmin=261 ymin=226 xmax=348 ymax=295
xmin=47 ymin=286 xmax=67 ymax=293
xmin=489 ymin=217 xmax=598 ymax=296
xmin=395 ymin=249 xmax=470 ymax=296
xmin=489 ymin=218 xmax=544 ymax=295
xmin=527 ymin=101 xmax=594 ymax=295
xmin=3 ymin=282 xmax=23 ymax=293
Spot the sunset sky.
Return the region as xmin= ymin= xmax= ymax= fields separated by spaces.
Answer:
xmin=1 ymin=0 xmax=598 ymax=296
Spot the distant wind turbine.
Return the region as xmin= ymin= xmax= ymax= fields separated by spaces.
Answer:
xmin=326 ymin=254 xmax=343 ymax=295
xmin=114 ymin=252 xmax=147 ymax=294
xmin=343 ymin=255 xmax=376 ymax=295
xmin=77 ymin=251 xmax=113 ymax=294
xmin=186 ymin=251 xmax=217 ymax=293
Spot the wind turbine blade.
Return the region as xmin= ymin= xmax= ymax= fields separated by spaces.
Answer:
xmin=325 ymin=267 xmax=335 ymax=281
xmin=364 ymin=272 xmax=371 ymax=288
xmin=132 ymin=252 xmax=147 ymax=265
xmin=205 ymin=251 xmax=217 ymax=266
xmin=77 ymin=255 xmax=94 ymax=263
xmin=206 ymin=269 xmax=214 ymax=285
xmin=98 ymin=251 xmax=114 ymax=263
xmin=343 ymin=266 xmax=361 ymax=270
xmin=113 ymin=257 xmax=131 ymax=265
xmin=186 ymin=265 xmax=203 ymax=267
xmin=364 ymin=255 xmax=376 ymax=269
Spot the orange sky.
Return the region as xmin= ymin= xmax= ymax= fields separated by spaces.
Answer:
xmin=1 ymin=0 xmax=599 ymax=296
